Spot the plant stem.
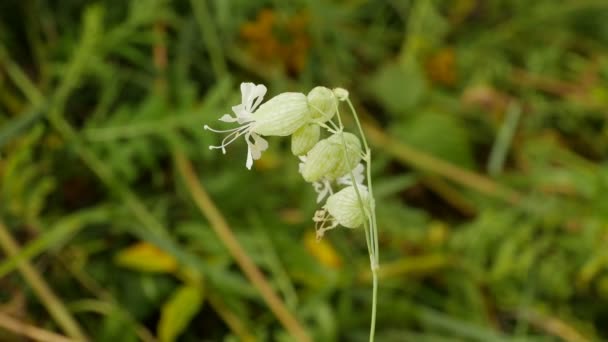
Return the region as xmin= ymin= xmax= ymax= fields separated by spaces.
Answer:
xmin=370 ymin=268 xmax=378 ymax=342
xmin=0 ymin=312 xmax=77 ymax=342
xmin=173 ymin=151 xmax=312 ymax=342
xmin=337 ymin=97 xmax=380 ymax=342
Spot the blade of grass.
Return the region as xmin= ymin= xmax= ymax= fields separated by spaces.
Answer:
xmin=251 ymin=213 xmax=299 ymax=310
xmin=0 ymin=220 xmax=88 ymax=341
xmin=0 ymin=45 xmax=45 ymax=106
xmin=415 ymin=306 xmax=509 ymax=342
xmin=488 ymin=102 xmax=521 ymax=176
xmin=0 ymin=108 xmax=44 ymax=148
xmin=173 ymin=150 xmax=312 ymax=342
xmin=0 ymin=207 xmax=108 ymax=278
xmin=360 ymin=254 xmax=452 ymax=281
xmin=190 ymin=0 xmax=227 ymax=80
xmin=67 ymin=299 xmax=157 ymax=342
xmin=0 ymin=312 xmax=77 ymax=342
xmin=515 ymin=309 xmax=591 ymax=342
xmin=207 ymin=292 xmax=257 ymax=342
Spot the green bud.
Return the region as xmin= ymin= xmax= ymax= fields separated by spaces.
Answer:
xmin=253 ymin=93 xmax=310 ymax=136
xmin=332 ymin=87 xmax=349 ymax=101
xmin=291 ymin=124 xmax=320 ymax=156
xmin=307 ymin=86 xmax=337 ymax=123
xmin=300 ymin=132 xmax=362 ymax=182
xmin=325 ymin=185 xmax=369 ymax=228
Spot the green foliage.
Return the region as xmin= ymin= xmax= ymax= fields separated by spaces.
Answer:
xmin=2 ymin=0 xmax=608 ymax=341
xmin=392 ymin=111 xmax=475 ymax=168
xmin=158 ymin=284 xmax=204 ymax=342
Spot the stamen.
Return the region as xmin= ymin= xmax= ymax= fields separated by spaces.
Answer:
xmin=204 ymin=125 xmax=243 ymax=134
xmin=220 ymin=126 xmax=249 ymax=147
xmin=313 ymin=209 xmax=337 ymax=240
xmin=207 ymin=124 xmax=252 ymax=154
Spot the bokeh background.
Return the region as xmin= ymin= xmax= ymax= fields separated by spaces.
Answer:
xmin=2 ymin=0 xmax=608 ymax=341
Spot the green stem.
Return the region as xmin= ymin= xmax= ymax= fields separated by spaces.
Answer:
xmin=346 ymin=98 xmax=379 ymax=341
xmin=335 ymin=96 xmax=379 ymax=341
xmin=370 ymin=269 xmax=378 ymax=342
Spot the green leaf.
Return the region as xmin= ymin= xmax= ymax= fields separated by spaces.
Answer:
xmin=368 ymin=58 xmax=427 ymax=115
xmin=392 ymin=111 xmax=475 ymax=169
xmin=158 ymin=284 xmax=204 ymax=342
xmin=115 ymin=241 xmax=179 ymax=273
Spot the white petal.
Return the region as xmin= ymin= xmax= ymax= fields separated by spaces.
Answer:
xmin=246 ymin=145 xmax=253 ymax=169
xmin=249 ymin=142 xmax=262 ymax=160
xmin=249 ymin=84 xmax=267 ymax=112
xmin=219 ymin=114 xmax=237 ymax=122
xmin=338 ymin=163 xmax=365 ymax=186
xmin=232 ymin=104 xmax=248 ymax=117
xmin=252 ymin=133 xmax=269 ymax=152
xmin=240 ymin=83 xmax=256 ymax=106
xmin=239 ymin=82 xmax=267 ymax=113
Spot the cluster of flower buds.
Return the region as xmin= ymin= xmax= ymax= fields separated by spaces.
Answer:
xmin=205 ymin=83 xmax=370 ymax=238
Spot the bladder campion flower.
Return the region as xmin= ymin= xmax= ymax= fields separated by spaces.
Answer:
xmin=204 ymin=82 xmax=310 ymax=169
xmin=205 ymin=82 xmax=380 ymax=342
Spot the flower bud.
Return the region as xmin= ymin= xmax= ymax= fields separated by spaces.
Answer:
xmin=325 ymin=185 xmax=369 ymax=228
xmin=300 ymin=132 xmax=362 ymax=182
xmin=253 ymin=92 xmax=310 ymax=136
xmin=333 ymin=87 xmax=349 ymax=101
xmin=307 ymin=86 xmax=337 ymax=123
xmin=291 ymin=124 xmax=320 ymax=156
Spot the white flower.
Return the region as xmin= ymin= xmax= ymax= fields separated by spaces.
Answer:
xmin=205 ymin=82 xmax=310 ymax=169
xmin=204 ymin=82 xmax=268 ymax=169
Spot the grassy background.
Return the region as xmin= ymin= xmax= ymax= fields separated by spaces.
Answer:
xmin=2 ymin=0 xmax=608 ymax=341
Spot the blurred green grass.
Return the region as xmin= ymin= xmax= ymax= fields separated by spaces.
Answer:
xmin=1 ymin=0 xmax=608 ymax=341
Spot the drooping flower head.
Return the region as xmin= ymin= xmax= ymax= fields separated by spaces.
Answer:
xmin=205 ymin=82 xmax=310 ymax=169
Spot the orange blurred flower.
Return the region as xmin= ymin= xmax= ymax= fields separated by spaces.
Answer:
xmin=240 ymin=9 xmax=310 ymax=75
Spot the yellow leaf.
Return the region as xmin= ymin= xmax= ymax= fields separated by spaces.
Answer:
xmin=115 ymin=242 xmax=178 ymax=273
xmin=304 ymin=230 xmax=342 ymax=269
xmin=158 ymin=284 xmax=204 ymax=342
